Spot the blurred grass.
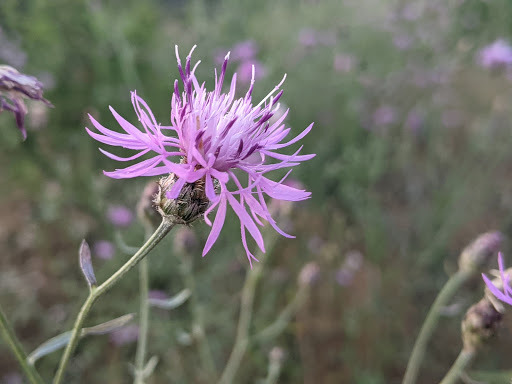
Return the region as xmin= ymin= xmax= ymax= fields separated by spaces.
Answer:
xmin=2 ymin=0 xmax=512 ymax=383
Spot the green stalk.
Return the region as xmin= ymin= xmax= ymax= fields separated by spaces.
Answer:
xmin=180 ymin=256 xmax=217 ymax=377
xmin=439 ymin=349 xmax=475 ymax=384
xmin=218 ymin=231 xmax=279 ymax=384
xmin=0 ymin=305 xmax=45 ymax=384
xmin=402 ymin=270 xmax=472 ymax=384
xmin=53 ymin=219 xmax=175 ymax=384
xmin=134 ymin=257 xmax=150 ymax=384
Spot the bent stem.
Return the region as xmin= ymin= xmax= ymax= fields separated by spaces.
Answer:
xmin=53 ymin=218 xmax=175 ymax=384
xmin=218 ymin=231 xmax=279 ymax=384
xmin=0 ymin=305 xmax=45 ymax=384
xmin=402 ymin=269 xmax=472 ymax=384
xmin=439 ymin=349 xmax=475 ymax=384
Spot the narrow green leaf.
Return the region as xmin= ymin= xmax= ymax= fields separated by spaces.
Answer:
xmin=28 ymin=313 xmax=135 ymax=365
xmin=148 ymin=288 xmax=191 ymax=310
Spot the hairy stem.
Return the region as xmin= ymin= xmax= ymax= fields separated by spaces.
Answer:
xmin=0 ymin=305 xmax=45 ymax=384
xmin=439 ymin=349 xmax=475 ymax=384
xmin=53 ymin=219 xmax=175 ymax=384
xmin=402 ymin=269 xmax=472 ymax=384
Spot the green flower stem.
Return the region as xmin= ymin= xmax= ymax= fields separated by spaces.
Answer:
xmin=402 ymin=269 xmax=473 ymax=384
xmin=253 ymin=284 xmax=309 ymax=344
xmin=53 ymin=218 xmax=175 ymax=384
xmin=179 ymin=255 xmax=217 ymax=377
xmin=134 ymin=257 xmax=150 ymax=384
xmin=0 ymin=305 xmax=45 ymax=384
xmin=218 ymin=231 xmax=279 ymax=384
xmin=439 ymin=349 xmax=475 ymax=384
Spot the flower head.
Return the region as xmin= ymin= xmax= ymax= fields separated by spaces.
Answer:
xmin=0 ymin=65 xmax=52 ymax=139
xmin=477 ymin=39 xmax=512 ymax=70
xmin=482 ymin=252 xmax=512 ymax=309
xmin=86 ymin=46 xmax=314 ymax=264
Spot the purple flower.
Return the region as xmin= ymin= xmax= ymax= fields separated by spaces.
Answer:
xmin=231 ymin=40 xmax=258 ymax=62
xmin=236 ymin=59 xmax=266 ymax=84
xmin=298 ymin=28 xmax=318 ymax=47
xmin=333 ymin=53 xmax=356 ymax=73
xmin=0 ymin=65 xmax=52 ymax=140
xmin=109 ymin=324 xmax=139 ymax=346
xmin=86 ymin=46 xmax=314 ymax=264
xmin=482 ymin=252 xmax=512 ymax=306
xmin=477 ymin=39 xmax=512 ymax=70
xmin=107 ymin=204 xmax=134 ymax=228
xmin=93 ymin=240 xmax=115 ymax=260
xmin=373 ymin=105 xmax=396 ymax=126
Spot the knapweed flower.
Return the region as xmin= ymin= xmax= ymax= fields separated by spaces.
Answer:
xmin=86 ymin=46 xmax=314 ymax=264
xmin=107 ymin=204 xmax=134 ymax=228
xmin=0 ymin=65 xmax=52 ymax=139
xmin=477 ymin=39 xmax=512 ymax=70
xmin=482 ymin=252 xmax=512 ymax=308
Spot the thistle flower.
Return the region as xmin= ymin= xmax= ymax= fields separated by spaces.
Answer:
xmin=0 ymin=65 xmax=52 ymax=139
xmin=86 ymin=46 xmax=314 ymax=264
xmin=482 ymin=252 xmax=512 ymax=308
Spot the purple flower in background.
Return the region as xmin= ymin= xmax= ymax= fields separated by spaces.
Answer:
xmin=477 ymin=39 xmax=512 ymax=70
xmin=86 ymin=46 xmax=315 ymax=264
xmin=482 ymin=252 xmax=512 ymax=306
xmin=107 ymin=204 xmax=134 ymax=228
xmin=298 ymin=28 xmax=318 ymax=47
xmin=236 ymin=59 xmax=266 ymax=84
xmin=110 ymin=325 xmax=139 ymax=346
xmin=0 ymin=65 xmax=52 ymax=140
xmin=93 ymin=240 xmax=115 ymax=260
xmin=231 ymin=40 xmax=258 ymax=61
xmin=373 ymin=105 xmax=396 ymax=126
xmin=334 ymin=53 xmax=356 ymax=73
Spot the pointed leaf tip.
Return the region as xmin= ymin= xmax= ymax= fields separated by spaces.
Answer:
xmin=79 ymin=240 xmax=97 ymax=289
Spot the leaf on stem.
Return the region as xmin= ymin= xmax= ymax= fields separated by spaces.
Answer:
xmin=28 ymin=313 xmax=135 ymax=365
xmin=148 ymin=288 xmax=191 ymax=310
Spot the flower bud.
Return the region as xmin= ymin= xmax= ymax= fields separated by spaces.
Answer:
xmin=154 ymin=173 xmax=211 ymax=225
xmin=298 ymin=262 xmax=320 ymax=286
xmin=269 ymin=346 xmax=286 ymax=364
xmin=458 ymin=231 xmax=503 ymax=273
xmin=461 ymin=298 xmax=502 ymax=352
xmin=137 ymin=181 xmax=160 ymax=228
xmin=173 ymin=226 xmax=199 ymax=255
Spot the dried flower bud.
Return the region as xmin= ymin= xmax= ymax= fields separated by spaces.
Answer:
xmin=298 ymin=262 xmax=320 ymax=286
xmin=458 ymin=231 xmax=503 ymax=273
xmin=461 ymin=298 xmax=502 ymax=352
xmin=0 ymin=65 xmax=52 ymax=140
xmin=269 ymin=346 xmax=286 ymax=364
xmin=137 ymin=181 xmax=161 ymax=228
xmin=154 ymin=173 xmax=211 ymax=225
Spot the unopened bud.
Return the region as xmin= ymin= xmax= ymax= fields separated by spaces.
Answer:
xmin=154 ymin=174 xmax=211 ymax=225
xmin=461 ymin=298 xmax=502 ymax=352
xmin=298 ymin=262 xmax=320 ymax=286
xmin=173 ymin=227 xmax=199 ymax=255
xmin=79 ymin=240 xmax=97 ymax=289
xmin=458 ymin=231 xmax=503 ymax=273
xmin=269 ymin=346 xmax=286 ymax=363
xmin=137 ymin=181 xmax=160 ymax=228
